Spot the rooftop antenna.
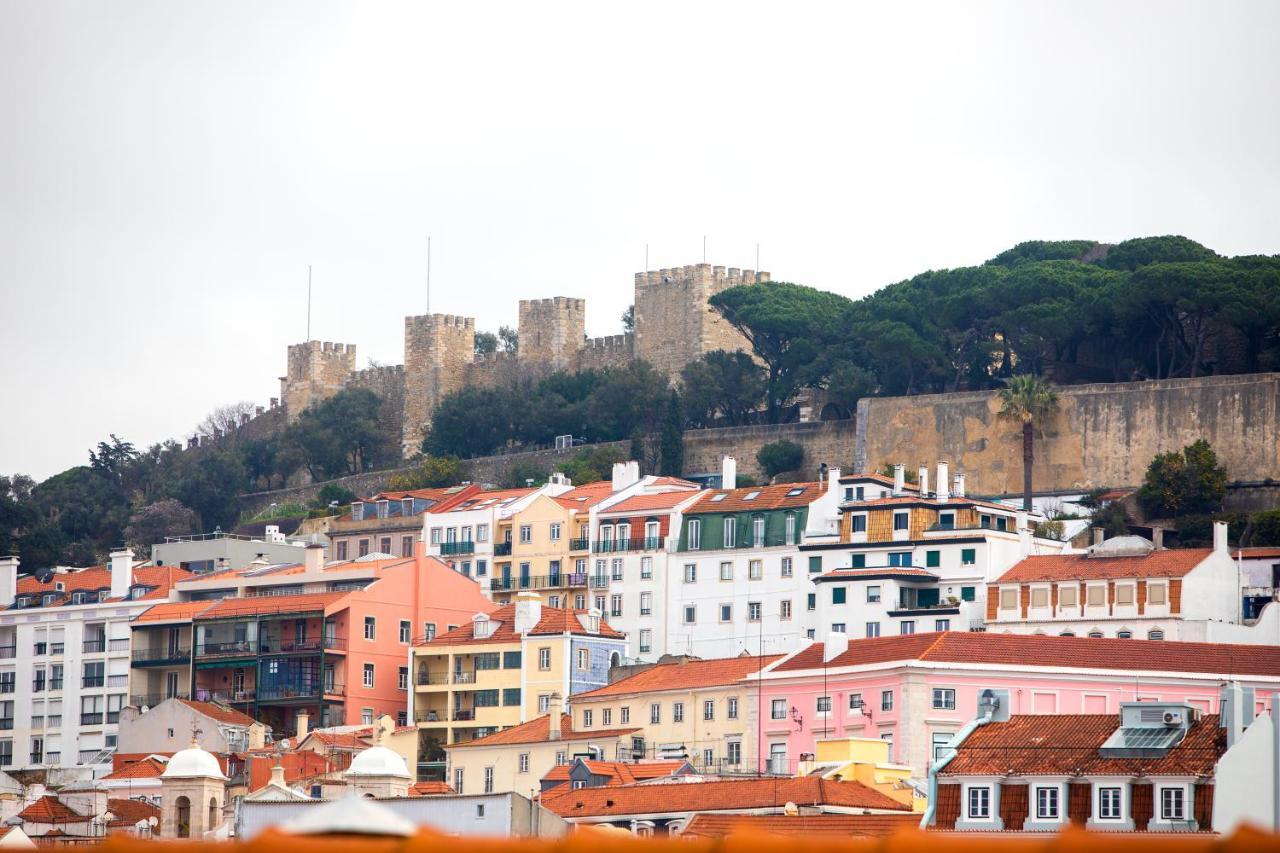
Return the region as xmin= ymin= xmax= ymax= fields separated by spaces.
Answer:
xmin=703 ymin=235 xmax=707 ymax=263
xmin=426 ymin=235 xmax=432 ymax=314
xmin=306 ymin=265 xmax=312 ymax=341
xmin=756 ymin=242 xmax=760 ymax=271
xmin=645 ymin=243 xmax=649 ymax=272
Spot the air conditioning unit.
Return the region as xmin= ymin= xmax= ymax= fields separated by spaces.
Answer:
xmin=1162 ymin=710 xmax=1184 ymax=727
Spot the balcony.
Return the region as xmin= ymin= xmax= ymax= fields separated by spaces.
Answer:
xmin=80 ymin=713 xmax=103 ymax=726
xmin=569 ymin=537 xmax=590 ymax=551
xmin=109 ymin=638 xmax=130 ymax=652
xmin=886 ymin=605 xmax=961 ymax=618
xmin=49 ymin=678 xmax=63 ymax=691
xmin=489 ymin=573 xmax=587 ymax=592
xmin=451 ymin=709 xmax=475 ymax=722
xmin=0 ymin=682 xmax=12 ymax=695
xmin=51 ymin=642 xmax=64 ymax=655
xmin=108 ymin=674 xmax=128 ymax=688
xmin=130 ymin=693 xmax=190 ymax=708
xmin=493 ymin=543 xmax=513 ymax=557
xmin=0 ymin=647 xmax=14 ymax=660
xmin=416 ymin=670 xmax=450 ymax=686
xmin=258 ymin=636 xmax=347 ymax=654
xmin=452 ymin=672 xmax=475 ymax=685
xmin=82 ymin=639 xmax=107 ymax=654
xmin=0 ymin=718 xmax=10 ymax=730
xmin=82 ymin=676 xmax=105 ymax=688
xmin=132 ymin=646 xmax=191 ymax=666
xmin=440 ymin=541 xmax=476 ymax=556
xmin=593 ymin=537 xmax=665 ymax=553
xmin=257 ymin=683 xmax=345 ymax=702
xmin=589 ymin=575 xmax=610 ymax=589
xmin=32 ymin=642 xmax=46 ymax=656
xmin=195 ymin=640 xmax=257 ymax=658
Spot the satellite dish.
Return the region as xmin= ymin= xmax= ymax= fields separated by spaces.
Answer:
xmin=148 ymin=817 xmax=159 ymax=828
xmin=279 ymin=739 xmax=291 ymax=749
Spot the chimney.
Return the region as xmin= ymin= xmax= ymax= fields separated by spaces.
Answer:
xmin=1213 ymin=520 xmax=1229 ymax=554
xmin=1219 ymin=683 xmax=1247 ymax=748
xmin=269 ymin=761 xmax=287 ymax=789
xmin=548 ymin=694 xmax=563 ymax=740
xmin=295 ymin=710 xmax=309 ymax=740
xmin=1017 ymin=513 xmax=1033 ymax=556
xmin=303 ymin=542 xmax=325 ymax=573
xmin=917 ymin=466 xmax=929 ymax=497
xmin=611 ymin=461 xmax=640 ymax=492
xmin=514 ymin=591 xmax=542 ymax=634
xmin=936 ymin=461 xmax=950 ymax=502
xmin=824 ymin=630 xmax=849 ymax=663
xmin=1092 ymin=527 xmax=1105 ymax=546
xmin=721 ymin=456 xmax=737 ymax=489
xmin=1151 ymin=527 xmax=1164 ymax=550
xmin=826 ymin=467 xmax=842 ymax=500
xmin=954 ymin=472 xmax=966 ymax=498
xmin=109 ymin=549 xmax=134 ymax=599
xmin=0 ymin=556 xmax=17 ymax=608
xmin=892 ymin=464 xmax=905 ymax=496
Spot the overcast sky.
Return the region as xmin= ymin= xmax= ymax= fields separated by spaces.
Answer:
xmin=3 ymin=1 xmax=1278 ymax=480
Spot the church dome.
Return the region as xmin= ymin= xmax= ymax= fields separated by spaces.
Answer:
xmin=162 ymin=743 xmax=228 ymax=780
xmin=345 ymin=745 xmax=411 ymax=779
xmin=1087 ymin=535 xmax=1155 ymax=558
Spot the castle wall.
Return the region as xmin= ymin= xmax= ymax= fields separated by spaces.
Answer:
xmin=573 ymin=334 xmax=635 ymax=372
xmin=855 ymin=373 xmax=1280 ymax=495
xmin=280 ymin=341 xmax=357 ymax=423
xmin=349 ymin=363 xmax=406 ymax=454
xmin=518 ymin=297 xmax=585 ymax=372
xmin=402 ymin=314 xmax=475 ymax=456
xmin=681 ymin=420 xmax=856 ymax=482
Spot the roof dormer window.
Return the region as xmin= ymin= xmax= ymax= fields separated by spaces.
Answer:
xmin=402 ymin=499 xmax=414 ymax=516
xmin=351 ymin=502 xmax=364 ymax=521
xmin=70 ymin=591 xmax=88 ymax=605
xmin=41 ymin=593 xmax=58 ymax=606
xmin=376 ymin=500 xmax=390 ymax=519
xmin=54 ymin=582 xmax=64 ymax=592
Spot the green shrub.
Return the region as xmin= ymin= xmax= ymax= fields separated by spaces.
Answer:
xmin=757 ymin=440 xmax=805 ymax=480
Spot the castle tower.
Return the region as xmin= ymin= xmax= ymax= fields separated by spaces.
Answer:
xmin=402 ymin=313 xmax=476 ymax=456
xmin=633 ymin=263 xmax=770 ymax=378
xmin=279 ymin=340 xmax=357 ymax=423
xmin=159 ymin=739 xmax=228 ymax=838
xmin=517 ymin=297 xmax=586 ymax=372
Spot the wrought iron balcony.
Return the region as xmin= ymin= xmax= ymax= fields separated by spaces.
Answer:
xmin=440 ymin=540 xmax=476 ymax=556
xmin=131 ymin=646 xmax=191 ymax=665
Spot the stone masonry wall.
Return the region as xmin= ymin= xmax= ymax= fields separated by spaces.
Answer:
xmin=401 ymin=314 xmax=475 ymax=456
xmin=574 ymin=334 xmax=635 ymax=372
xmin=682 ymin=420 xmax=857 ymax=481
xmin=518 ymin=297 xmax=585 ymax=372
xmin=280 ymin=341 xmax=357 ymax=423
xmin=855 ymin=373 xmax=1280 ymax=494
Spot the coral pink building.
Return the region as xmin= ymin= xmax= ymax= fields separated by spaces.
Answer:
xmin=749 ymin=631 xmax=1280 ymax=779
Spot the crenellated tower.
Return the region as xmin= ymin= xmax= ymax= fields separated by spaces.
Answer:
xmin=280 ymin=341 xmax=358 ymax=423
xmin=518 ymin=297 xmax=586 ymax=372
xmin=402 ymin=313 xmax=476 ymax=456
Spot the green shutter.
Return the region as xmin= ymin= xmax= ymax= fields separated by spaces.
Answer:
xmin=809 ymin=555 xmax=822 ymax=573
xmin=961 ymin=586 xmax=976 ymax=602
xmin=961 ymin=548 xmax=976 ymax=565
xmin=832 ymin=587 xmax=847 ymax=604
xmin=851 ymin=554 xmax=866 ymax=568
xmin=926 ymin=550 xmax=941 ymax=568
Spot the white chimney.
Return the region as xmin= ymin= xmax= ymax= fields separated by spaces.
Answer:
xmin=514 ymin=591 xmax=542 ymax=634
xmin=611 ymin=461 xmax=640 ymax=492
xmin=1219 ymin=683 xmax=1246 ymax=748
xmin=303 ymin=543 xmax=325 ymax=573
xmin=892 ymin=464 xmax=905 ymax=496
xmin=936 ymin=461 xmax=950 ymax=502
xmin=1016 ymin=512 xmax=1032 ymax=555
xmin=0 ymin=556 xmax=17 ymax=608
xmin=954 ymin=473 xmax=966 ymax=498
xmin=826 ymin=467 xmax=842 ymax=500
xmin=295 ymin=710 xmax=309 ymax=740
xmin=109 ymin=549 xmax=134 ymax=599
xmin=917 ymin=466 xmax=929 ymax=497
xmin=269 ymin=761 xmax=287 ymax=790
xmin=824 ymin=630 xmax=849 ymax=663
xmin=1092 ymin=527 xmax=1105 ymax=546
xmin=548 ymin=694 xmax=563 ymax=740
xmin=1213 ymin=520 xmax=1229 ymax=554
xmin=721 ymin=456 xmax=737 ymax=489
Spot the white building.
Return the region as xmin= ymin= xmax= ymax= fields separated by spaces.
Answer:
xmin=0 ymin=551 xmax=190 ymax=781
xmin=988 ymin=523 xmax=1280 ymax=643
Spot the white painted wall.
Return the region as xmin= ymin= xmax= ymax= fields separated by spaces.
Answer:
xmin=1212 ymin=710 xmax=1277 ymax=834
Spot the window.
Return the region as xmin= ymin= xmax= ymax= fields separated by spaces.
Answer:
xmin=518 ymin=753 xmax=530 ymax=773
xmin=785 ymin=512 xmax=796 ymax=544
xmin=0 ymin=741 xmax=10 ymax=767
xmin=549 ymin=595 xmax=561 ymax=608
xmin=723 ymin=517 xmax=737 ymax=547
xmin=938 ymin=512 xmax=955 ymax=530
xmin=719 ymin=561 xmax=733 ymax=581
xmin=423 ymin=623 xmax=437 ymax=642
xmin=809 ymin=555 xmax=822 ymax=573
xmin=401 ymin=535 xmax=415 ymax=557
xmin=363 ymin=664 xmax=375 ymax=687
xmin=549 ymin=522 xmax=561 ymax=541
xmin=851 ymin=553 xmax=866 ymax=568
xmin=961 ymin=586 xmax=975 ymax=601
xmin=672 ymin=702 xmax=684 ymax=722
xmin=999 ymin=588 xmax=1018 ymax=610
xmin=900 ymin=620 xmax=915 ymax=635
xmin=926 ymin=550 xmax=940 ymax=568
xmin=398 ymin=667 xmax=408 ymax=690
xmin=781 ymin=557 xmax=793 ymax=577
xmin=961 ymin=548 xmax=976 ymax=566
xmin=752 ymin=516 xmax=765 ymax=546
xmin=893 ymin=512 xmax=909 ymax=531
xmin=881 ymin=690 xmax=893 ymax=711
xmin=538 ymin=694 xmax=551 ymax=714
xmin=932 ymin=688 xmax=956 ymax=710
xmin=816 ymin=695 xmax=831 ymax=713
xmin=363 ymin=617 xmax=376 ymax=640
xmin=336 ymin=541 xmax=348 ymax=560
xmin=748 ymin=601 xmax=762 ymax=622
xmin=1117 ymin=630 xmax=1133 ymax=639
xmin=1036 ymin=786 xmax=1060 ymax=820
xmin=503 ymin=651 xmax=522 ymax=669
xmin=641 ymin=557 xmax=653 ymax=579
xmin=749 ymin=559 xmax=763 ymax=580
xmin=575 ymin=594 xmax=585 ymax=609
xmin=867 ymin=585 xmax=881 ymax=603
xmin=576 ymin=649 xmax=589 ymax=671
xmin=476 ymin=559 xmax=487 ymax=577
xmin=620 ymin=706 xmax=630 ymax=723
xmin=380 ymin=536 xmax=392 ymax=554
xmin=611 ymin=559 xmax=623 ymax=580
xmin=780 ymin=600 xmax=792 ymax=620
xmin=727 ymin=741 xmax=742 ymax=765
xmin=453 ymin=768 xmax=464 ymax=793
xmin=1148 ymin=629 xmax=1165 ymax=640
xmin=932 ymin=732 xmax=954 ymax=761
xmin=683 ymin=605 xmax=696 ymax=624
xmin=610 ymin=594 xmax=623 ymax=617
xmin=851 ymin=515 xmax=867 ymax=533
xmin=728 ymin=697 xmax=739 ymax=719
xmin=687 ymin=519 xmax=701 ymax=550
xmin=430 ymin=527 xmax=442 ymax=545
xmin=1149 ymin=583 xmax=1168 ymax=605
xmin=1059 ymin=585 xmax=1078 ymax=607
xmin=639 ymin=630 xmax=652 ymax=653
xmin=1030 ymin=587 xmax=1049 ymax=607
xmin=1098 ymin=786 xmax=1122 ymax=820
xmin=1087 ymin=585 xmax=1105 ymax=606
xmin=399 ymin=620 xmax=411 ymax=643
xmin=602 ymin=708 xmax=611 ymax=725
xmin=1116 ymin=584 xmax=1135 ymax=605
xmin=935 ymin=618 xmax=950 ymax=631
xmin=719 ymin=603 xmax=733 ymax=622
xmin=477 ymin=523 xmax=489 ymax=542
xmin=483 ymin=766 xmax=494 ymax=794
xmin=703 ymin=699 xmax=715 ymax=720
xmin=650 ymin=703 xmax=661 ymax=723
xmin=519 ymin=525 xmax=532 ymax=543
xmin=683 ymin=564 xmax=697 ymax=583
xmin=866 ymin=621 xmax=880 ymax=638
xmin=832 ymin=587 xmax=847 ymax=605
xmin=849 ymin=693 xmax=864 ymax=710
xmin=888 ymin=552 xmax=912 ymax=567
xmin=582 ymin=709 xmax=593 ymax=728
xmin=807 ymin=593 xmax=816 ymax=611
xmin=640 ymin=592 xmax=653 ymax=615
xmin=771 ymin=699 xmax=787 ymax=720
xmin=968 ymin=786 xmax=991 ymax=819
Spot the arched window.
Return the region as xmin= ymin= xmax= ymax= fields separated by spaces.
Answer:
xmin=1059 ymin=631 xmax=1075 ymax=637
xmin=609 ymin=651 xmax=621 ymax=669
xmin=1116 ymin=629 xmax=1133 ymax=639
xmin=208 ymin=797 xmax=219 ymax=830
xmin=1147 ymin=629 xmax=1165 ymax=641
xmin=175 ymin=796 xmax=191 ymax=839
xmin=1087 ymin=630 xmax=1104 ymax=639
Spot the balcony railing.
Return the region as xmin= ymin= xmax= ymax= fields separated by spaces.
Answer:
xmin=258 ymin=636 xmax=347 ymax=654
xmin=132 ymin=646 xmax=191 ymax=664
xmin=0 ymin=718 xmax=12 ymax=730
xmin=195 ymin=641 xmax=257 ymax=657
xmin=0 ymin=682 xmax=13 ymax=694
xmin=51 ymin=642 xmax=64 ymax=655
xmin=50 ymin=678 xmax=63 ymax=691
xmin=109 ymin=638 xmax=130 ymax=652
xmin=32 ymin=680 xmax=47 ymax=693
xmin=493 ymin=543 xmax=512 ymax=557
xmin=452 ymin=672 xmax=475 ymax=685
xmin=82 ymin=676 xmax=105 ymax=688
xmin=108 ymin=674 xmax=129 ymax=688
xmin=569 ymin=537 xmax=590 ymax=551
xmin=489 ymin=573 xmax=587 ymax=592
xmin=80 ymin=713 xmax=103 ymax=726
xmin=416 ymin=671 xmax=450 ymax=686
xmin=33 ymin=643 xmax=46 ymax=656
xmin=130 ymin=693 xmax=190 ymax=708
xmin=256 ymin=683 xmax=345 ymax=702
xmin=46 ymin=751 xmax=60 ymax=764
xmin=451 ymin=709 xmax=474 ymax=721
xmin=589 ymin=575 xmax=610 ymax=589
xmin=440 ymin=540 xmax=476 ymax=556
xmin=30 ymin=716 xmax=43 ymax=729
xmin=0 ymin=647 xmax=14 ymax=660
xmin=82 ymin=639 xmax=107 ymax=653
xmin=682 ymin=534 xmax=793 ymax=552
xmin=593 ymin=537 xmax=666 ymax=553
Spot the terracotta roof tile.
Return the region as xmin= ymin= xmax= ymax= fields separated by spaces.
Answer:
xmin=941 ymin=713 xmax=1225 ymax=777
xmin=106 ymin=798 xmax=161 ymax=828
xmin=419 ymin=604 xmax=624 ymax=646
xmin=447 ymin=714 xmax=640 ymax=749
xmin=683 ymin=812 xmax=921 ymax=838
xmin=11 ymin=565 xmax=191 ymax=608
xmin=134 ymin=600 xmax=215 ymax=623
xmin=541 ymin=759 xmax=691 ymax=786
xmin=996 ymin=549 xmax=1213 ymax=583
xmin=552 ymin=482 xmax=616 ymax=510
xmin=599 ymin=491 xmax=705 ymax=515
xmin=441 ymin=487 xmax=538 ymax=513
xmin=775 ymin=631 xmax=1280 ymax=677
xmin=18 ymin=796 xmax=90 ymax=824
xmin=574 ymin=655 xmax=782 ymax=699
xmin=178 ymin=698 xmax=258 ymax=727
xmin=837 ymin=473 xmax=918 ymax=489
xmin=102 ymin=756 xmax=168 ymax=780
xmin=408 ymin=781 xmax=455 ymax=796
xmin=686 ymin=483 xmax=821 ymax=514
xmin=195 ymin=591 xmax=350 ymax=619
xmin=1237 ymin=547 xmax=1280 ymax=559
xmin=542 ymin=776 xmax=909 ymax=818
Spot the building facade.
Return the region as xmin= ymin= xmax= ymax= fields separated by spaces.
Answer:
xmin=330 ymin=485 xmax=480 ymax=562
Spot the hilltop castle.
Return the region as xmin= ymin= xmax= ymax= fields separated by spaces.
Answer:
xmin=279 ymin=262 xmax=772 ymax=456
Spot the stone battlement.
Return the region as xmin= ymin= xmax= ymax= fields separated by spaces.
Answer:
xmin=471 ymin=350 xmax=518 ymax=366
xmin=584 ymin=334 xmax=631 ymax=349
xmin=634 ymin=263 xmax=770 ymax=288
xmin=519 ymin=296 xmax=586 ymax=312
xmin=405 ymin=313 xmax=476 ymax=330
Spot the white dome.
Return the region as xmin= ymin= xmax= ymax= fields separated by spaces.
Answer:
xmin=1088 ymin=535 xmax=1154 ymax=557
xmin=345 ymin=745 xmax=410 ymax=779
xmin=162 ymin=744 xmax=228 ymax=780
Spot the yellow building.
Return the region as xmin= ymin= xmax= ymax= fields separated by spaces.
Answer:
xmin=567 ymin=655 xmax=781 ymax=774
xmin=800 ymin=737 xmax=923 ymax=812
xmin=491 ymin=483 xmax=612 ymax=608
xmin=411 ymin=594 xmax=628 ymax=776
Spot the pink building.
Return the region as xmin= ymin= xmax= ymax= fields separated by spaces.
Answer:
xmin=750 ymin=631 xmax=1280 ymax=779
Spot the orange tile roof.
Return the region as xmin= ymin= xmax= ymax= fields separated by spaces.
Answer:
xmin=303 ymin=730 xmax=371 ymax=750
xmin=12 ymin=565 xmax=192 ymax=608
xmin=552 ymin=481 xmax=616 ymax=510
xmin=686 ymin=482 xmax=820 ymax=514
xmin=839 ymin=472 xmax=917 ymax=487
xmin=447 ymin=714 xmax=640 ymax=749
xmin=194 ymin=590 xmax=350 ymax=619
xmin=102 ymin=756 xmax=169 ymax=780
xmin=574 ymin=654 xmax=783 ymax=699
xmin=408 ymin=781 xmax=456 ymax=796
xmin=18 ymin=796 xmax=90 ymax=824
xmin=106 ymin=798 xmax=161 ymax=828
xmin=178 ymin=698 xmax=258 ymax=727
xmin=683 ymin=812 xmax=921 ymax=838
xmin=996 ymin=548 xmax=1213 ymax=583
xmin=599 ymin=491 xmax=705 ymax=515
xmin=1236 ymin=547 xmax=1280 ymax=559
xmin=541 ymin=759 xmax=691 ymax=787
xmin=543 ymin=776 xmax=909 ymax=818
xmin=419 ymin=604 xmax=624 ymax=646
xmin=773 ymin=631 xmax=1280 ymax=677
xmin=134 ymin=600 xmax=214 ymax=623
xmin=441 ymin=487 xmax=538 ymax=513
xmin=941 ymin=713 xmax=1225 ymax=777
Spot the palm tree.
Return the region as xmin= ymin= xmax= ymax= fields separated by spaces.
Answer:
xmin=997 ymin=375 xmax=1060 ymax=512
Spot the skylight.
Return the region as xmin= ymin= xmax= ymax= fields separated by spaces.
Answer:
xmin=743 ymin=491 xmax=761 ymax=501
xmin=786 ymin=488 xmax=805 ymax=496
xmin=710 ymin=494 xmax=727 ymax=502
